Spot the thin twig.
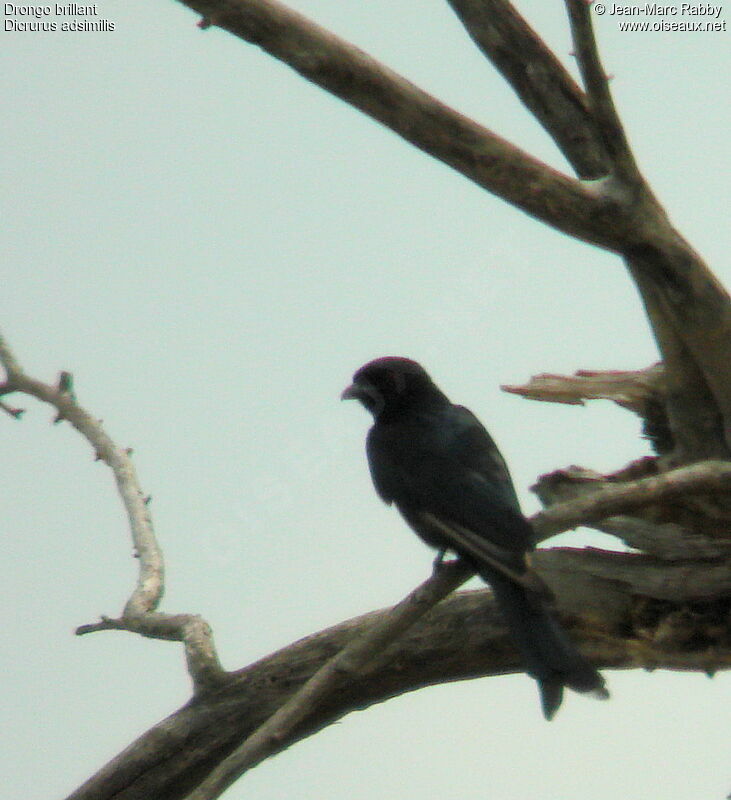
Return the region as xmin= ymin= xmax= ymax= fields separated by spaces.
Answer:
xmin=564 ymin=0 xmax=641 ymax=184
xmin=76 ymin=613 xmax=226 ymax=689
xmin=446 ymin=0 xmax=608 ymax=178
xmin=1 ymin=334 xmax=164 ymax=615
xmin=0 ymin=398 xmax=24 ymax=418
xmin=182 ymin=560 xmax=473 ymax=800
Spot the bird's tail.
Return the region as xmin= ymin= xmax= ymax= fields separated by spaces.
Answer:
xmin=487 ymin=573 xmax=608 ymax=720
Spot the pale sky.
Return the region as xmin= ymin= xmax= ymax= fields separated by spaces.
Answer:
xmin=2 ymin=2 xmax=730 ymax=799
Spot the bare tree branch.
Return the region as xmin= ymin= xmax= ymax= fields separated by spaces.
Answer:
xmin=537 ymin=547 xmax=731 ymax=603
xmin=503 ymin=364 xmax=673 ymax=454
xmin=181 ymin=456 xmax=731 ymax=799
xmin=625 ymin=249 xmax=731 ymax=459
xmin=564 ymin=0 xmax=641 ymax=185
xmin=174 ymin=0 xmax=631 ymax=250
xmin=62 ymin=449 xmax=731 ymax=799
xmin=555 ymin=0 xmax=731 ymax=456
xmin=183 ymin=561 xmax=473 ymax=800
xmin=592 ymin=517 xmax=731 ymax=561
xmin=531 ymin=459 xmax=731 ymax=539
xmin=445 ymin=0 xmax=609 ymax=178
xmin=0 ymin=331 xmax=226 ymax=692
xmin=503 ymin=364 xmax=664 ymax=411
xmin=66 ymin=539 xmax=731 ymax=800
xmin=76 ymin=613 xmax=225 ymax=690
xmin=171 ymin=0 xmax=731 ymax=460
xmin=0 ymin=333 xmax=164 ymax=616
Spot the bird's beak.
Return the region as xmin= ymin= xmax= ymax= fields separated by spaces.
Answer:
xmin=341 ymin=383 xmax=360 ymax=401
xmin=341 ymin=381 xmax=383 ymax=416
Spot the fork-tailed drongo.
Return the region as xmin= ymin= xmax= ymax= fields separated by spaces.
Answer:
xmin=342 ymin=356 xmax=607 ymax=719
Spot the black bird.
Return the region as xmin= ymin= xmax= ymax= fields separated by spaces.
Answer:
xmin=342 ymin=356 xmax=607 ymax=719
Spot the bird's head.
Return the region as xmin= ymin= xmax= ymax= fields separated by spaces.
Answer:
xmin=341 ymin=357 xmax=445 ymax=419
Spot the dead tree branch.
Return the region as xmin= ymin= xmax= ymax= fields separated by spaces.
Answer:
xmin=176 ymin=0 xmax=631 ymax=249
xmin=66 ymin=545 xmax=731 ymax=800
xmin=503 ymin=365 xmax=665 ymax=412
xmin=0 ymin=331 xmax=226 ymax=691
xmin=564 ymin=0 xmax=640 ymax=184
xmin=531 ymin=459 xmax=731 ymax=540
xmin=445 ymin=0 xmax=609 ymax=178
xmin=182 ymin=561 xmax=473 ymax=800
xmin=64 ymin=454 xmax=731 ymax=800
xmin=503 ymin=364 xmax=672 ymax=453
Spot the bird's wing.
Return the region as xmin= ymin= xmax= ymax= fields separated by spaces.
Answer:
xmin=418 ymin=511 xmax=551 ymax=597
xmin=449 ymin=405 xmax=521 ymax=510
xmin=366 ymin=404 xmax=537 ymax=561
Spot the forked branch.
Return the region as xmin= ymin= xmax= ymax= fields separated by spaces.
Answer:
xmin=176 ymin=0 xmax=630 ymax=250
xmin=446 ymin=0 xmax=608 ymax=177
xmin=0 ymin=331 xmax=225 ymax=691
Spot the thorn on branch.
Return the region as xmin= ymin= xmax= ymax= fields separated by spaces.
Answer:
xmin=58 ymin=370 xmax=75 ymax=396
xmin=76 ymin=615 xmax=116 ymax=636
xmin=198 ymin=16 xmax=213 ymax=29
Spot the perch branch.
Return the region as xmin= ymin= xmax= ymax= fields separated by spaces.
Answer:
xmin=66 ymin=454 xmax=731 ymax=799
xmin=0 ymin=330 xmax=225 ymax=691
xmin=68 ymin=543 xmax=731 ymax=800
xmin=188 ymin=457 xmax=731 ymax=797
xmin=183 ymin=560 xmax=473 ymax=800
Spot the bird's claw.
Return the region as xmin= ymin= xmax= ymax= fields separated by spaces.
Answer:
xmin=432 ymin=549 xmax=454 ymax=575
